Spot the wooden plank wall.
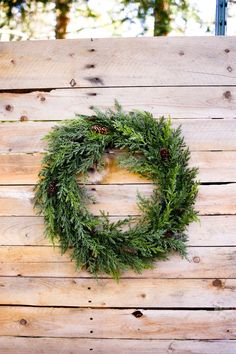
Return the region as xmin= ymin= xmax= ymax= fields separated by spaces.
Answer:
xmin=0 ymin=37 xmax=236 ymax=354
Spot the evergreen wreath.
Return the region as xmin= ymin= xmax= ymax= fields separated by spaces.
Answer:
xmin=34 ymin=103 xmax=199 ymax=279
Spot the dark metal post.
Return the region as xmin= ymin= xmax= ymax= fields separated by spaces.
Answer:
xmin=215 ymin=0 xmax=228 ymax=35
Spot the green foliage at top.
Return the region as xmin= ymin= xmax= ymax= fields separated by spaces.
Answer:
xmin=119 ymin=0 xmax=199 ymax=36
xmin=34 ymin=103 xmax=199 ymax=280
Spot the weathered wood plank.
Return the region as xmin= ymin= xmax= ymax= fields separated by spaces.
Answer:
xmin=1 ymin=338 xmax=236 ymax=354
xmin=0 ymin=184 xmax=235 ymax=216
xmin=0 ymin=37 xmax=235 ymax=89
xmin=1 ymin=215 xmax=235 ymax=247
xmin=1 ymin=151 xmax=236 ymax=184
xmin=1 ymin=86 xmax=236 ymax=121
xmin=1 ymin=119 xmax=236 ymax=153
xmin=0 ymin=246 xmax=235 ymax=278
xmin=0 ymin=307 xmax=235 ymax=339
xmin=0 ymin=277 xmax=235 ymax=308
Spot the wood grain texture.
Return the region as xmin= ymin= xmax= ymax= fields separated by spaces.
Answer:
xmin=0 ymin=277 xmax=235 ymax=308
xmin=0 ymin=307 xmax=235 ymax=339
xmin=0 ymin=246 xmax=235 ymax=278
xmin=1 ymin=119 xmax=236 ymax=153
xmin=1 ymin=36 xmax=236 ymax=348
xmin=0 ymin=215 xmax=235 ymax=247
xmin=0 ymin=86 xmax=236 ymax=121
xmin=0 ymin=184 xmax=235 ymax=216
xmin=0 ymin=37 xmax=235 ymax=89
xmin=1 ymin=151 xmax=236 ymax=184
xmin=1 ymin=338 xmax=236 ymax=354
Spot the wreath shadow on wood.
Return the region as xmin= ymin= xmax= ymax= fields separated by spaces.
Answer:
xmin=34 ymin=102 xmax=199 ymax=280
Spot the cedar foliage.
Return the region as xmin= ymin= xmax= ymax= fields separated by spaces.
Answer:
xmin=34 ymin=103 xmax=199 ymax=279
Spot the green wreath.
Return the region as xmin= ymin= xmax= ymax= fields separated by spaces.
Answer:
xmin=34 ymin=103 xmax=198 ymax=279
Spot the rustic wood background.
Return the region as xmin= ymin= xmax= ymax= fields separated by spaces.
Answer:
xmin=0 ymin=36 xmax=236 ymax=354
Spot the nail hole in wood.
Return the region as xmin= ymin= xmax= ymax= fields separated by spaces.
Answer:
xmin=88 ymin=287 xmax=91 ymax=290
xmin=89 ymin=49 xmax=95 ymax=52
xmin=227 ymin=66 xmax=233 ymax=72
xmin=86 ymin=64 xmax=95 ymax=69
xmin=88 ymin=300 xmax=92 ymax=303
xmin=90 ymin=330 xmax=93 ymax=333
xmin=225 ymin=49 xmax=230 ymax=53
xmin=70 ymin=79 xmax=76 ymax=87
xmin=193 ymin=256 xmax=200 ymax=263
xmin=86 ymin=77 xmax=104 ymax=85
xmin=90 ymin=317 xmax=93 ymax=320
xmin=179 ymin=50 xmax=184 ymax=56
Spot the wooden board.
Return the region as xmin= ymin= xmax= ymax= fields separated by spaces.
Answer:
xmin=1 ymin=151 xmax=236 ymax=184
xmin=1 ymin=36 xmax=236 ymax=350
xmin=1 ymin=338 xmax=236 ymax=354
xmin=0 ymin=184 xmax=235 ymax=216
xmin=0 ymin=246 xmax=235 ymax=278
xmin=0 ymin=307 xmax=235 ymax=339
xmin=0 ymin=37 xmax=235 ymax=89
xmin=0 ymin=86 xmax=236 ymax=121
xmin=0 ymin=215 xmax=235 ymax=247
xmin=1 ymin=119 xmax=236 ymax=153
xmin=0 ymin=277 xmax=235 ymax=308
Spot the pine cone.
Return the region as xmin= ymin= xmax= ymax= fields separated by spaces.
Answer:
xmin=91 ymin=124 xmax=109 ymax=135
xmin=160 ymin=147 xmax=169 ymax=160
xmin=47 ymin=180 xmax=58 ymax=197
xmin=164 ymin=230 xmax=174 ymax=238
xmin=122 ymin=246 xmax=138 ymax=255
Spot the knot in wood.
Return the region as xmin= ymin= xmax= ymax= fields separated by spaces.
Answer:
xmin=132 ymin=310 xmax=143 ymax=318
xmin=212 ymin=279 xmax=223 ymax=288
xmin=223 ymin=91 xmax=231 ymax=99
xmin=19 ymin=318 xmax=27 ymax=326
xmin=5 ymin=104 xmax=13 ymax=112
xmin=20 ymin=115 xmax=28 ymax=122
